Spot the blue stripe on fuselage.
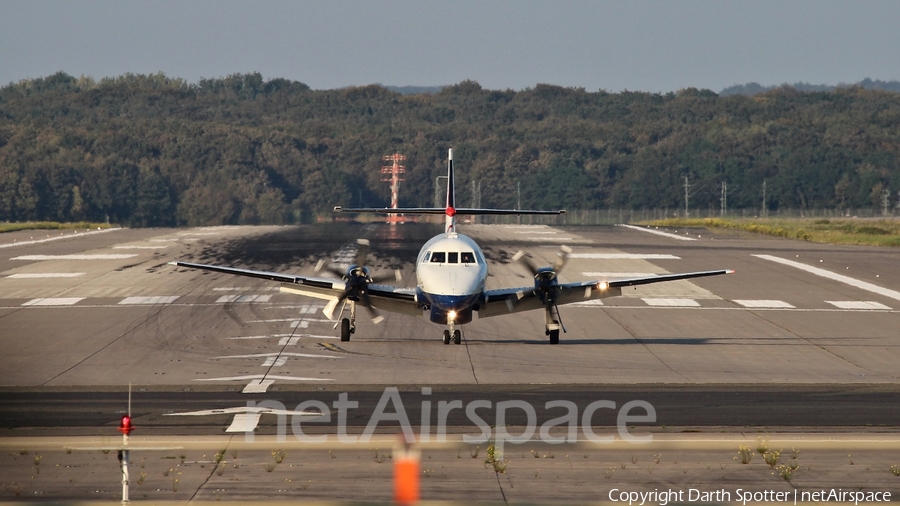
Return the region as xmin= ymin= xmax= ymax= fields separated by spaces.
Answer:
xmin=422 ymin=292 xmax=481 ymax=312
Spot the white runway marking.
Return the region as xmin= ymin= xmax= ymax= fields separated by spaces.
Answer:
xmin=569 ymin=253 xmax=680 ymax=260
xmin=515 ymin=230 xmax=558 ymax=234
xmin=7 ymin=272 xmax=85 ymax=278
xmin=214 ymin=352 xmax=340 ymax=360
xmin=642 ymin=298 xmax=700 ymax=307
xmin=520 ymin=236 xmax=577 ymax=241
xmin=252 ymin=317 xmax=332 ymax=323
xmin=754 ymin=254 xmax=900 ymax=301
xmin=22 ymin=297 xmax=85 ymax=306
xmin=826 ymin=300 xmax=892 ymax=310
xmin=226 ymin=413 xmax=261 ymax=432
xmin=113 ymin=245 xmax=168 ymax=249
xmin=215 ymin=294 xmax=273 ymax=303
xmin=618 ymin=224 xmax=698 ymax=241
xmin=582 ymin=272 xmax=658 ymax=278
xmin=226 ymin=333 xmax=338 ymax=344
xmin=195 ymin=374 xmax=331 ymax=382
xmin=165 ymin=405 xmax=321 ymax=430
xmin=118 ymin=296 xmax=180 ymax=305
xmin=212 ymin=286 xmax=280 ymax=291
xmin=279 ymin=334 xmax=338 ymax=344
xmin=734 ymin=299 xmax=795 ymax=309
xmin=227 ymin=334 xmax=295 ymax=340
xmin=11 ymin=254 xmax=138 ymax=260
xmin=164 ymin=406 xmax=320 ymax=417
xmin=0 ymin=228 xmax=121 ymax=249
xmin=572 ymin=299 xmax=605 ymax=307
xmin=242 ymin=380 xmax=275 ymax=394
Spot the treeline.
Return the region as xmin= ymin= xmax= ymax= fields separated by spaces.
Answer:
xmin=720 ymin=78 xmax=900 ymax=96
xmin=1 ymin=71 xmax=899 ymax=227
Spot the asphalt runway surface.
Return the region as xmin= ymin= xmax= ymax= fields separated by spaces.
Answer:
xmin=1 ymin=221 xmax=899 ymax=432
xmin=3 ymin=221 xmax=900 ymax=502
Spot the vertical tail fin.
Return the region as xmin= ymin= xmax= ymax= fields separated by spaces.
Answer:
xmin=445 ymin=148 xmax=456 ymax=233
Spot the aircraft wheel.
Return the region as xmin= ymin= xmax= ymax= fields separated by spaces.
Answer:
xmin=453 ymin=330 xmax=461 ymax=345
xmin=442 ymin=330 xmax=451 ymax=345
xmin=548 ymin=329 xmax=560 ymax=345
xmin=341 ymin=318 xmax=351 ymax=342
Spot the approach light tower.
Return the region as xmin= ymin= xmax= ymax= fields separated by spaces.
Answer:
xmin=381 ymin=154 xmax=406 ymax=223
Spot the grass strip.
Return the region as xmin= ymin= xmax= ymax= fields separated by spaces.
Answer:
xmin=641 ymin=217 xmax=900 ymax=247
xmin=0 ymin=221 xmax=115 ymax=233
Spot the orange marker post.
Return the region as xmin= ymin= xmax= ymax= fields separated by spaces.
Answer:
xmin=393 ymin=436 xmax=420 ymax=505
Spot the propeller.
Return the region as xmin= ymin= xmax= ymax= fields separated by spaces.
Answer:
xmin=315 ymin=238 xmax=401 ymax=324
xmin=512 ymin=245 xmax=572 ymax=332
xmin=512 ymin=245 xmax=571 ymax=301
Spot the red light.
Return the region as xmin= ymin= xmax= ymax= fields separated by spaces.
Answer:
xmin=118 ymin=415 xmax=133 ymax=435
xmin=445 ymin=206 xmax=456 ymax=217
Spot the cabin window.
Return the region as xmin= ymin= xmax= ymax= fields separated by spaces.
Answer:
xmin=447 ymin=252 xmax=459 ymax=263
xmin=461 ymin=251 xmax=476 ymax=264
xmin=430 ymin=252 xmax=445 ymax=263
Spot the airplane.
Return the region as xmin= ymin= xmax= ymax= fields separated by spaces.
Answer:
xmin=169 ymin=148 xmax=732 ymax=345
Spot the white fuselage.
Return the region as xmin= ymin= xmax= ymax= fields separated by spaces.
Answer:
xmin=415 ymin=232 xmax=488 ymax=324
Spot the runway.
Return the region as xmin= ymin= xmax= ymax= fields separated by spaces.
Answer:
xmin=1 ymin=222 xmax=899 ymax=392
xmin=2 ymin=221 xmax=900 ymax=501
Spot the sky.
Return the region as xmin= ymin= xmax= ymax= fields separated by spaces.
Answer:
xmin=2 ymin=0 xmax=899 ymax=93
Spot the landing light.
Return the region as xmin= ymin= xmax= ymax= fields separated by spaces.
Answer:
xmin=598 ymin=282 xmax=608 ymax=290
xmin=448 ymin=310 xmax=457 ymax=320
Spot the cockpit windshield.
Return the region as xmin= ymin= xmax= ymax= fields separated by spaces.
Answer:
xmin=424 ymin=250 xmax=478 ymax=265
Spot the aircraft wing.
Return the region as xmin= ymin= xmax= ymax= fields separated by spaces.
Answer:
xmin=168 ymin=261 xmax=421 ymax=317
xmin=479 ymin=269 xmax=733 ymax=318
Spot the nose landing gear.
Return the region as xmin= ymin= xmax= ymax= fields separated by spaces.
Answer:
xmin=337 ymin=300 xmax=357 ymax=342
xmin=443 ymin=315 xmax=462 ymax=345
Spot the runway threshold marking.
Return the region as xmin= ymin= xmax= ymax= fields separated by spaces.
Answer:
xmin=642 ymin=298 xmax=700 ymax=307
xmin=22 ymin=297 xmax=85 ymax=306
xmin=582 ymin=272 xmax=658 ymax=278
xmin=733 ymin=299 xmax=795 ymax=308
xmin=826 ymin=300 xmax=892 ymax=310
xmin=11 ymin=254 xmax=138 ymax=260
xmin=754 ymin=254 xmax=900 ymax=301
xmin=212 ymin=286 xmax=280 ymax=291
xmin=6 ymin=272 xmax=85 ymax=278
xmin=0 ymin=227 xmax=121 ymax=249
xmin=216 ymin=294 xmax=273 ymax=303
xmin=118 ymin=296 xmax=181 ymax=305
xmin=618 ymin=224 xmax=698 ymax=241
xmin=569 ymin=253 xmax=681 ymax=260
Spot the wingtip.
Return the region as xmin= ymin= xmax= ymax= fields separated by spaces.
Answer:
xmin=726 ymin=269 xmax=736 ymax=274
xmin=167 ymin=261 xmax=178 ymax=266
